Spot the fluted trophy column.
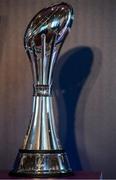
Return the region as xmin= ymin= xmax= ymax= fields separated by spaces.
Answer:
xmin=10 ymin=2 xmax=74 ymax=177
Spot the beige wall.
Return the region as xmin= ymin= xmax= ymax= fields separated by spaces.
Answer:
xmin=0 ymin=0 xmax=116 ymax=178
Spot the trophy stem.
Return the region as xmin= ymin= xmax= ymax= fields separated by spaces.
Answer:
xmin=22 ymin=93 xmax=61 ymax=150
xmin=10 ymin=90 xmax=72 ymax=177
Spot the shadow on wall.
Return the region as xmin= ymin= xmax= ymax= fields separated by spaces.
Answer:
xmin=54 ymin=46 xmax=102 ymax=171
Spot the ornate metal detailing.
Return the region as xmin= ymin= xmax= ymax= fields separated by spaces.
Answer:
xmin=10 ymin=2 xmax=74 ymax=177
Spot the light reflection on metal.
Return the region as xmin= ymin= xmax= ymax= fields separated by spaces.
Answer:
xmin=10 ymin=2 xmax=74 ymax=178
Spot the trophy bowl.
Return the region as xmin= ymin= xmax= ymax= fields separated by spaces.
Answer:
xmin=10 ymin=2 xmax=74 ymax=177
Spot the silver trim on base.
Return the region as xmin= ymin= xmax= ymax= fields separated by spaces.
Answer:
xmin=10 ymin=150 xmax=72 ymax=177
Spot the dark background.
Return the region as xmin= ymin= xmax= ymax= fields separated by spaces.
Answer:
xmin=0 ymin=0 xmax=116 ymax=178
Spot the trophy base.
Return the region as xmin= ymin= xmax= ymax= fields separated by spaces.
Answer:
xmin=9 ymin=149 xmax=72 ymax=178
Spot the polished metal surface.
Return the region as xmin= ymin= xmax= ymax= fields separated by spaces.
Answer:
xmin=23 ymin=1 xmax=74 ymax=152
xmin=10 ymin=2 xmax=74 ymax=177
xmin=12 ymin=150 xmax=71 ymax=176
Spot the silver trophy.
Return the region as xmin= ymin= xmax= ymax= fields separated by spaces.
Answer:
xmin=10 ymin=2 xmax=74 ymax=177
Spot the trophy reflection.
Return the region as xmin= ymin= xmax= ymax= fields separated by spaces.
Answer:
xmin=10 ymin=2 xmax=74 ymax=177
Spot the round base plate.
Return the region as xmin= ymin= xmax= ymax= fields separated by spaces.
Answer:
xmin=9 ymin=149 xmax=72 ymax=178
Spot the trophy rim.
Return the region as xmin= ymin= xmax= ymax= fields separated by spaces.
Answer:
xmin=19 ymin=149 xmax=65 ymax=154
xmin=9 ymin=170 xmax=73 ymax=178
